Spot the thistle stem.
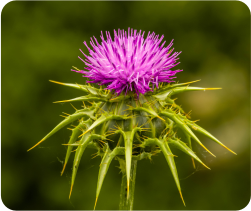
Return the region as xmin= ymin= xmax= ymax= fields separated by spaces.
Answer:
xmin=119 ymin=160 xmax=137 ymax=210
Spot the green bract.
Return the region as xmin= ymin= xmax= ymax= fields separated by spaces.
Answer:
xmin=29 ymin=80 xmax=236 ymax=210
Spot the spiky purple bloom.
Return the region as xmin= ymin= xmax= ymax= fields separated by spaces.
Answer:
xmin=72 ymin=28 xmax=182 ymax=96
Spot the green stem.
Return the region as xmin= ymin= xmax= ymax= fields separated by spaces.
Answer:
xmin=119 ymin=160 xmax=137 ymax=210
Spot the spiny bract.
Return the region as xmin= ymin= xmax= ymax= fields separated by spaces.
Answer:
xmin=29 ymin=28 xmax=236 ymax=210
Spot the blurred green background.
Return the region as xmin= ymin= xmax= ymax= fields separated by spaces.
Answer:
xmin=1 ymin=1 xmax=250 ymax=210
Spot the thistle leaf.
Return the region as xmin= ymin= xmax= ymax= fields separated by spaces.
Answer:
xmin=171 ymin=80 xmax=201 ymax=87
xmin=185 ymin=121 xmax=236 ymax=155
xmin=95 ymin=146 xmax=124 ymax=209
xmin=117 ymin=128 xmax=140 ymax=198
xmin=154 ymin=80 xmax=201 ymax=94
xmin=118 ymin=131 xmax=133 ymax=198
xmin=168 ymin=138 xmax=210 ymax=169
xmin=49 ymin=80 xmax=101 ymax=95
xmin=61 ymin=120 xmax=87 ymax=175
xmin=169 ymin=86 xmax=221 ymax=97
xmin=124 ymin=131 xmax=134 ymax=198
xmin=156 ymin=139 xmax=186 ymax=206
xmin=132 ymin=103 xmax=165 ymax=122
xmin=79 ymin=114 xmax=129 ymax=137
xmin=53 ymin=95 xmax=107 ymax=103
xmin=183 ymin=134 xmax=196 ymax=168
xmin=69 ymin=144 xmax=88 ymax=198
xmin=160 ymin=111 xmax=216 ymax=157
xmin=69 ymin=120 xmax=110 ymax=199
xmin=27 ymin=110 xmax=94 ymax=151
xmin=153 ymin=86 xmax=221 ymax=101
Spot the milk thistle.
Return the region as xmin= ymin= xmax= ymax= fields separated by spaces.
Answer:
xmin=28 ymin=28 xmax=236 ymax=210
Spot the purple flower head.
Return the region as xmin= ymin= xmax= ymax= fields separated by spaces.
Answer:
xmin=72 ymin=28 xmax=182 ymax=96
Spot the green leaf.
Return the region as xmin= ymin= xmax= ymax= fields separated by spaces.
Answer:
xmin=183 ymin=134 xmax=196 ymax=168
xmin=153 ymin=86 xmax=221 ymax=101
xmin=118 ymin=128 xmax=139 ymax=198
xmin=155 ymin=139 xmax=186 ymax=206
xmin=153 ymin=80 xmax=201 ymax=94
xmin=169 ymin=86 xmax=221 ymax=96
xmin=118 ymin=131 xmax=133 ymax=198
xmin=80 ymin=113 xmax=130 ymax=137
xmin=27 ymin=109 xmax=95 ymax=151
xmin=53 ymin=95 xmax=108 ymax=103
xmin=160 ymin=111 xmax=216 ymax=157
xmin=49 ymin=80 xmax=102 ymax=95
xmin=132 ymin=103 xmax=166 ymax=122
xmin=61 ymin=120 xmax=87 ymax=175
xmin=168 ymin=138 xmax=210 ymax=169
xmin=171 ymin=80 xmax=201 ymax=88
xmin=69 ymin=121 xmax=109 ymax=199
xmin=185 ymin=120 xmax=236 ymax=155
xmin=95 ymin=146 xmax=124 ymax=209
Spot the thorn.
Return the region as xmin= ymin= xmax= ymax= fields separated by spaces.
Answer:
xmin=91 ymin=154 xmax=99 ymax=159
xmin=106 ymin=138 xmax=114 ymax=142
xmin=221 ymin=144 xmax=237 ymax=155
xmin=127 ymin=181 xmax=130 ymax=199
xmin=82 ymin=101 xmax=86 ymax=108
xmin=200 ymin=144 xmax=216 ymax=157
xmin=62 ymin=112 xmax=71 ymax=116
xmin=179 ymin=190 xmax=186 ymax=207
xmin=185 ymin=110 xmax=192 ymax=118
xmin=204 ymin=88 xmax=222 ymax=90
xmin=192 ymin=119 xmax=200 ymax=123
xmin=91 ymin=152 xmax=98 ymax=156
xmin=49 ymin=80 xmax=65 ymax=85
xmin=99 ymin=139 xmax=106 ymax=144
xmin=110 ymin=96 xmax=120 ymax=101
xmin=180 ymin=79 xmax=201 ymax=85
xmin=78 ymin=130 xmax=89 ymax=138
xmin=70 ymin=103 xmax=78 ymax=111
xmin=27 ymin=139 xmax=44 ymax=151
xmin=94 ymin=197 xmax=98 ymax=210
xmin=61 ymin=162 xmax=67 ymax=176
xmin=201 ymin=162 xmax=211 ymax=170
xmin=99 ymin=141 xmax=105 ymax=148
xmin=191 ymin=158 xmax=196 ymax=169
xmin=72 ymin=66 xmax=81 ymax=71
xmin=105 ymin=132 xmax=115 ymax=136
xmin=69 ymin=184 xmax=73 ymax=199
xmin=77 ymin=127 xmax=84 ymax=132
xmin=54 ymin=100 xmax=70 ymax=103
xmin=157 ymin=115 xmax=165 ymax=122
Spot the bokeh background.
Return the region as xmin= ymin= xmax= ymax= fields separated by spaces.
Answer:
xmin=1 ymin=1 xmax=250 ymax=210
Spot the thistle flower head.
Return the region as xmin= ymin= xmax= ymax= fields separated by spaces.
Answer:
xmin=73 ymin=28 xmax=182 ymax=95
